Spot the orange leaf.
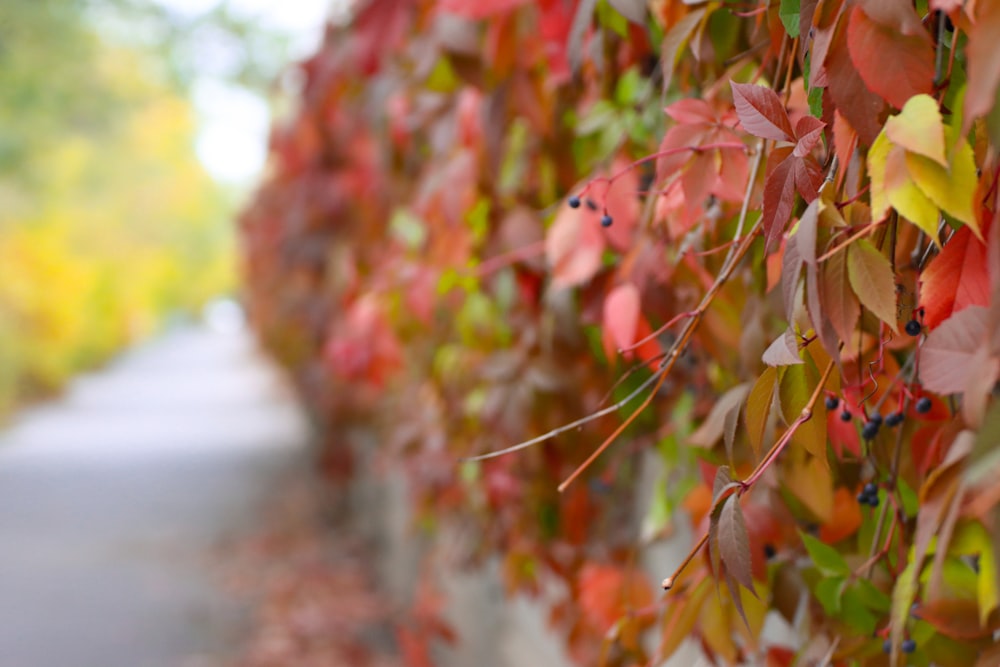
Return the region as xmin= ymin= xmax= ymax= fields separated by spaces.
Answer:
xmin=578 ymin=563 xmax=654 ymax=634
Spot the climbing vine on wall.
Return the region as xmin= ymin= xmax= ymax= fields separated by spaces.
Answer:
xmin=241 ymin=0 xmax=1000 ymax=664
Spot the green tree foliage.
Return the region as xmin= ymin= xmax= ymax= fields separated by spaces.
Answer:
xmin=0 ymin=0 xmax=232 ymax=414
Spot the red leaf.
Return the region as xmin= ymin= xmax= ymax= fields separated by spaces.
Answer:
xmin=762 ymin=150 xmax=797 ymax=249
xmin=825 ymin=14 xmax=887 ymax=145
xmin=793 ymin=116 xmax=826 ymax=158
xmin=920 ymin=306 xmax=997 ymax=394
xmin=846 ymin=6 xmax=935 ymax=109
xmin=602 ymin=283 xmax=641 ymax=361
xmin=717 ymin=495 xmax=756 ymax=595
xmin=437 ymin=0 xmax=532 ymax=19
xmin=731 ymin=81 xmax=795 ymax=142
xmin=964 ymin=2 xmax=1000 ymax=131
xmin=920 ymin=225 xmax=991 ymax=331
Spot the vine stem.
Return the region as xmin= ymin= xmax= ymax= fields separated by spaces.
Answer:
xmin=662 ymin=358 xmax=836 ymax=589
xmin=557 ymin=216 xmax=763 ymax=493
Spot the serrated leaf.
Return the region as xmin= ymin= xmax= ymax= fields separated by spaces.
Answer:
xmin=885 ymin=142 xmax=941 ymax=239
xmin=779 ymin=0 xmax=800 ymax=37
xmin=905 ymin=143 xmax=979 ymax=234
xmin=868 ymin=129 xmax=892 ymax=220
xmin=793 ymin=116 xmax=825 ymax=158
xmin=781 ymin=234 xmax=804 ymax=323
xmin=820 ymin=248 xmax=860 ymax=343
xmin=689 ymin=384 xmax=751 ymax=447
xmin=746 ymin=367 xmax=778 ymax=459
xmin=920 ymin=225 xmax=991 ymax=330
xmin=920 ymin=306 xmax=997 ymax=394
xmin=780 ymin=360 xmax=827 ymax=460
xmin=884 ymin=94 xmax=947 ymax=166
xmin=718 ymin=495 xmax=756 ymax=595
xmin=814 ymin=576 xmax=845 ymax=615
xmin=846 ymin=6 xmax=934 ymax=109
xmin=763 ymin=152 xmax=797 ymax=249
xmin=731 ymin=81 xmax=795 ymax=142
xmin=762 ymin=328 xmax=803 ymax=366
xmin=723 ymin=568 xmax=751 ymax=631
xmin=801 ymin=531 xmax=851 ymax=577
xmin=847 ymin=239 xmax=898 ymax=331
xmin=713 ymin=465 xmax=735 ymax=503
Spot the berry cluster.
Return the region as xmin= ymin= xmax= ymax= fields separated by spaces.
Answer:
xmin=885 ymin=410 xmax=904 ymax=427
xmin=857 ymin=482 xmax=879 ymax=508
xmin=861 ymin=413 xmax=882 ymax=440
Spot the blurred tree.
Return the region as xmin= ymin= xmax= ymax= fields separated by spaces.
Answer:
xmin=0 ymin=0 xmax=232 ymax=414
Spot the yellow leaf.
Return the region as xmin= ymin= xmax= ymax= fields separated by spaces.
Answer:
xmin=868 ymin=130 xmax=892 ymax=221
xmin=745 ymin=367 xmax=778 ymax=460
xmin=885 ymin=143 xmax=941 ymax=240
xmin=950 ymin=521 xmax=999 ymax=626
xmin=847 ymin=239 xmax=899 ymax=332
xmin=785 ymin=451 xmax=833 ymax=522
xmin=905 ymin=133 xmax=980 ymax=238
xmin=884 ymin=93 xmax=947 ymax=166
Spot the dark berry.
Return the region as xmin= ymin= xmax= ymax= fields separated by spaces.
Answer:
xmin=864 ymin=482 xmax=878 ymax=496
xmin=840 ymin=409 xmax=852 ymax=422
xmin=901 ymin=638 xmax=916 ymax=653
xmin=825 ymin=395 xmax=839 ymax=410
xmin=600 ymin=214 xmax=613 ymax=227
xmin=905 ymin=319 xmax=922 ymax=336
xmin=763 ymin=543 xmax=777 ymax=559
xmin=883 ymin=639 xmax=892 ymax=654
xmin=862 ymin=420 xmax=880 ymax=440
xmin=916 ymin=396 xmax=932 ymax=414
xmin=869 ymin=412 xmax=883 ymax=425
xmin=568 ymin=195 xmax=581 ymax=209
xmin=885 ymin=411 xmax=904 ymax=427
xmin=867 ymin=493 xmax=880 ymax=507
xmin=585 ymin=198 xmax=598 ymax=211
xmin=857 ymin=491 xmax=868 ymax=504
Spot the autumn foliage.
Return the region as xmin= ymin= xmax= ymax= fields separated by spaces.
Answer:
xmin=240 ymin=0 xmax=1000 ymax=665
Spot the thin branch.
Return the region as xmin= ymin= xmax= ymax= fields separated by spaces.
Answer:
xmin=662 ymin=359 xmax=836 ymax=589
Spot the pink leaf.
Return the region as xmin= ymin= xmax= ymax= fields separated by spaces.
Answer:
xmin=602 ymin=283 xmax=641 ymax=361
xmin=731 ymin=81 xmax=795 ymax=142
xmin=546 ymin=203 xmax=606 ymax=289
xmin=920 ymin=306 xmax=996 ymax=394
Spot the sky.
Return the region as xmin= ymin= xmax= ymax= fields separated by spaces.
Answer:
xmin=155 ymin=0 xmax=337 ymax=186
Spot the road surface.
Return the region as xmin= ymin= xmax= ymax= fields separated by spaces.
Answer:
xmin=0 ymin=324 xmax=311 ymax=667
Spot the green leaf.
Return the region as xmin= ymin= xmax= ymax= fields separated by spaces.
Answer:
xmin=814 ymin=575 xmax=845 ymax=615
xmin=890 ymin=557 xmax=920 ymax=661
xmin=779 ymin=0 xmax=800 ymax=37
xmin=801 ymin=531 xmax=851 ymax=577
xmin=847 ymin=239 xmax=898 ymax=332
xmin=840 ymin=586 xmax=879 ymax=634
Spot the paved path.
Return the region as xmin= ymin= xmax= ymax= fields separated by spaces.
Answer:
xmin=0 ymin=324 xmax=311 ymax=667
